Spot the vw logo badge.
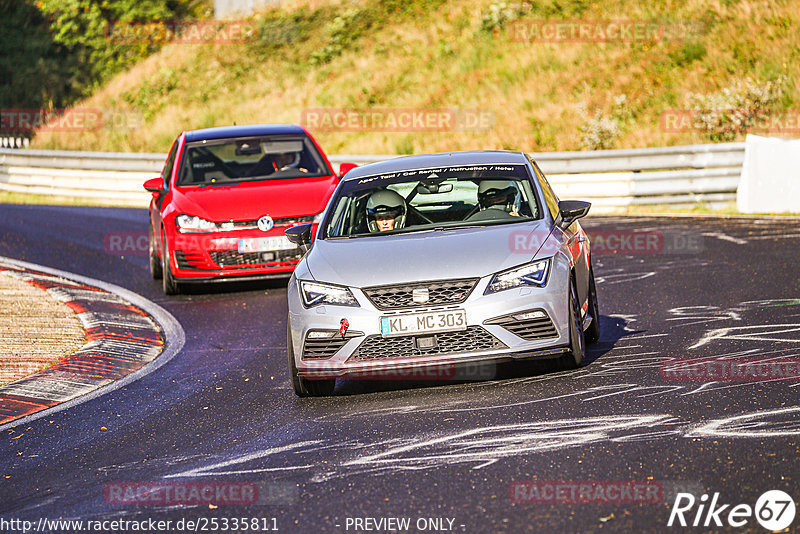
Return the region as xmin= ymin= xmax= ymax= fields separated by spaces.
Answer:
xmin=257 ymin=215 xmax=274 ymax=232
xmin=412 ymin=288 xmax=430 ymax=304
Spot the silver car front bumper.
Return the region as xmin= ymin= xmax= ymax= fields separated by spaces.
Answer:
xmin=288 ymin=256 xmax=573 ymax=380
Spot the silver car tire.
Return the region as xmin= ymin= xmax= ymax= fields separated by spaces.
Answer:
xmin=560 ymin=278 xmax=586 ymax=370
xmin=585 ymin=264 xmax=600 ymax=344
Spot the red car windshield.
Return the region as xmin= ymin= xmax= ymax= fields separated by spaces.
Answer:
xmin=177 ymin=135 xmax=330 ymax=186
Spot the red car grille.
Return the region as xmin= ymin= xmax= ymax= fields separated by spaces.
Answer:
xmin=237 ymin=216 xmax=314 ymax=227
xmin=174 ymin=249 xmax=302 ymax=270
xmin=209 ymin=249 xmax=303 ymax=268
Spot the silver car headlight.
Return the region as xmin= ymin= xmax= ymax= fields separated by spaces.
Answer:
xmin=300 ymin=280 xmax=359 ymax=307
xmin=175 ymin=214 xmax=219 ymax=233
xmin=485 ymin=258 xmax=551 ymax=294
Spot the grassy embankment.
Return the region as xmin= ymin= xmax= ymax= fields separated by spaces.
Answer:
xmin=33 ymin=0 xmax=799 ymax=154
xmin=16 ymin=0 xmax=799 ymax=213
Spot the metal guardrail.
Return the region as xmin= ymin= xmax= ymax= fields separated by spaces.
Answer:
xmin=0 ymin=143 xmax=745 ymax=210
xmin=0 ymin=149 xmax=166 ymax=204
xmin=533 ymin=143 xmax=744 ymax=209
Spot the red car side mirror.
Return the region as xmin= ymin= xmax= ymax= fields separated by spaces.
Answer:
xmin=143 ymin=177 xmax=165 ymax=194
xmin=338 ymin=162 xmax=358 ymax=178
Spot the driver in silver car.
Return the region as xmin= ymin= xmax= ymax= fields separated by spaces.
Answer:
xmin=366 ymin=189 xmax=407 ymax=232
xmin=469 ymin=180 xmax=522 ymax=220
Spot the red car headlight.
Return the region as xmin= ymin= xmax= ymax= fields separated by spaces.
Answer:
xmin=175 ymin=214 xmax=219 ymax=233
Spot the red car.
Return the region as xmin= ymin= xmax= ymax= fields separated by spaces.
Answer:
xmin=144 ymin=124 xmax=354 ymax=294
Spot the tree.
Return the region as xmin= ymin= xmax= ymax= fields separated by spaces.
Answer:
xmin=0 ymin=0 xmax=208 ymax=110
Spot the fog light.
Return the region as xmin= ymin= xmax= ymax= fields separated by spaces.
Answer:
xmin=307 ymin=330 xmax=336 ymax=339
xmin=514 ymin=310 xmax=547 ymax=321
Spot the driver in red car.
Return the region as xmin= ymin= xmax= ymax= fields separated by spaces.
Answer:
xmin=273 ymin=151 xmax=308 ymax=173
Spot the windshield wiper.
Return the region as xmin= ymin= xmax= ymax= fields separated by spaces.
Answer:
xmin=332 ymin=223 xmax=489 ymax=239
xmin=368 ymin=225 xmax=482 ymax=236
xmin=434 ymin=224 xmax=486 ymax=231
xmin=196 ymin=180 xmax=243 ymax=188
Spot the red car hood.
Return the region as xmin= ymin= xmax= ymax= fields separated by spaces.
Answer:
xmin=171 ymin=175 xmax=338 ymax=221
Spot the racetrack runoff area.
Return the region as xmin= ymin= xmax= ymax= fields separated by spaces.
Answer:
xmin=0 ymin=273 xmax=85 ymax=385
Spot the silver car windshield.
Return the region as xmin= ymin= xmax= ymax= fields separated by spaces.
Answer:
xmin=323 ymin=164 xmax=541 ymax=238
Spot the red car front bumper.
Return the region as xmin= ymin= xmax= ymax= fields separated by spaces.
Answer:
xmin=167 ymin=226 xmax=311 ymax=281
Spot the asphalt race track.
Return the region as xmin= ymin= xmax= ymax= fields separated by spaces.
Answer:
xmin=1 ymin=203 xmax=799 ymax=533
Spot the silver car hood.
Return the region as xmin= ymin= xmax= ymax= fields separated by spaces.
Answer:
xmin=306 ymin=220 xmax=555 ymax=287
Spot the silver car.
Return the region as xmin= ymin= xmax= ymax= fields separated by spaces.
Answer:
xmin=285 ymin=151 xmax=599 ymax=396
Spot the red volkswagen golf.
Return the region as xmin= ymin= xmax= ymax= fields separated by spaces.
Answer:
xmin=144 ymin=124 xmax=353 ymax=294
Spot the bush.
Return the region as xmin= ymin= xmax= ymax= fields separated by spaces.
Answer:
xmin=669 ymin=41 xmax=707 ymax=67
xmin=577 ymin=94 xmax=631 ymax=150
xmin=308 ymin=0 xmax=446 ymax=65
xmin=687 ymin=76 xmax=786 ymax=141
xmin=310 ymin=10 xmax=365 ymax=65
xmin=258 ymin=9 xmax=316 ymax=49
xmin=479 ymin=2 xmax=531 ymax=33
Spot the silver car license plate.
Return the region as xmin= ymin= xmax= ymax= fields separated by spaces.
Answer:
xmin=380 ymin=309 xmax=467 ymax=337
xmin=238 ymin=236 xmax=295 ymax=253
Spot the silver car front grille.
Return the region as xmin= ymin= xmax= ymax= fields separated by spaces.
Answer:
xmin=362 ymin=278 xmax=479 ymax=310
xmin=349 ymin=326 xmax=505 ymax=361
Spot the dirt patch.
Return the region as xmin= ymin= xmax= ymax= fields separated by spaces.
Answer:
xmin=0 ymin=273 xmax=87 ymax=385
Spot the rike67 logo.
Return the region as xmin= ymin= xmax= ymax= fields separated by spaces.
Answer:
xmin=668 ymin=490 xmax=795 ymax=530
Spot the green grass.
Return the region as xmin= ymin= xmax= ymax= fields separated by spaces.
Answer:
xmin=0 ymin=191 xmax=146 ymax=208
xmin=28 ymin=0 xmax=800 ymax=157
